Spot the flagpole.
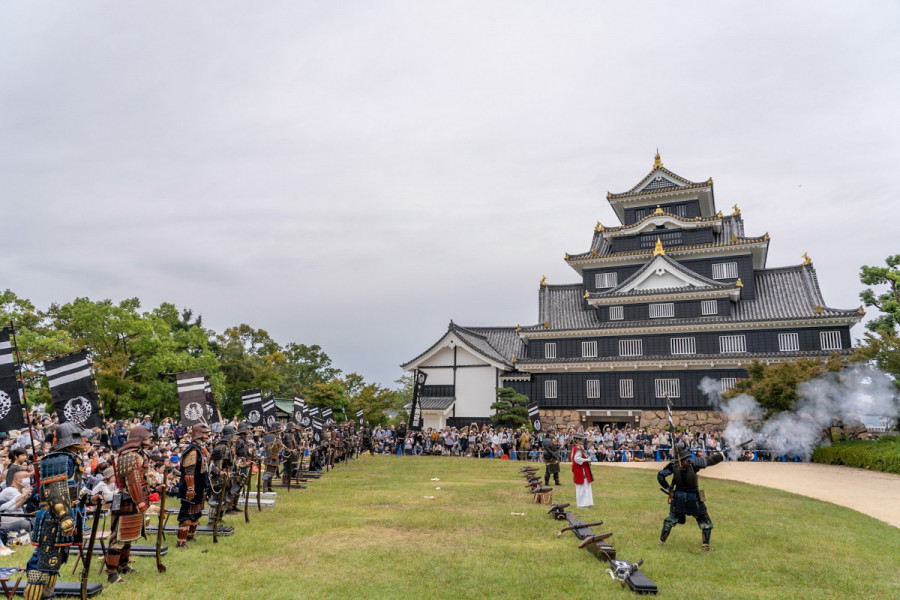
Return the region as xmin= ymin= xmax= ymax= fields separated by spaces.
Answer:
xmin=9 ymin=320 xmax=41 ymax=485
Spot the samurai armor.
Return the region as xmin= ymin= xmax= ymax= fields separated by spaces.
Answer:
xmin=115 ymin=514 xmax=144 ymax=543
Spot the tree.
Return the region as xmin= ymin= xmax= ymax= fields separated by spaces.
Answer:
xmin=277 ymin=343 xmax=341 ymax=398
xmin=214 ymin=325 xmax=286 ymax=417
xmin=723 ymin=356 xmax=845 ymax=415
xmin=860 ymin=254 xmax=900 ymax=335
xmin=304 ymin=380 xmax=349 ymax=415
xmin=853 ymin=333 xmax=900 ymax=392
xmin=490 ymin=387 xmax=529 ymax=428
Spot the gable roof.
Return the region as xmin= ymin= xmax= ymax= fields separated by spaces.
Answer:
xmin=401 ymin=322 xmax=524 ymax=369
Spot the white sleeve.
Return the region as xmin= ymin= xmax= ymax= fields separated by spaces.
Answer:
xmin=573 ymin=448 xmax=590 ymax=465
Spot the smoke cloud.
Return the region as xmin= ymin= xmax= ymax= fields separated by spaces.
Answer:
xmin=699 ymin=365 xmax=898 ymax=460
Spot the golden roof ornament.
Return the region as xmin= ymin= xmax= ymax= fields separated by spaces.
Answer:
xmin=731 ymin=234 xmax=738 ymax=243
xmin=540 ymin=275 xmax=547 ymax=286
xmin=584 ymin=290 xmax=590 ymax=299
xmin=717 ymin=211 xmax=723 ymax=219
xmin=515 ymin=324 xmax=521 ymax=332
xmin=590 ymin=249 xmax=598 ymax=257
xmin=653 ymin=205 xmax=664 ymax=216
xmin=707 ymin=177 xmax=713 ymax=185
xmin=732 ymin=204 xmax=740 ymax=215
xmin=764 ymin=232 xmax=770 ymax=241
xmin=595 ymin=221 xmax=602 ymax=232
xmin=736 ymin=278 xmax=743 ymax=287
xmin=512 ymin=355 xmax=517 ymax=363
xmin=543 ymin=321 xmax=550 ymax=329
xmin=815 ymin=305 xmax=824 ymax=314
xmin=653 ymin=150 xmax=663 ymax=169
xmin=859 ymin=306 xmax=866 ymax=314
xmin=653 ymin=236 xmax=665 ymax=256
xmin=802 ymin=252 xmax=811 ymax=266
xmin=564 ymin=253 xmax=569 ymax=260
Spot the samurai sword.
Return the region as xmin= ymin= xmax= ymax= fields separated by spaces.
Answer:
xmin=156 ymin=484 xmax=167 ymax=573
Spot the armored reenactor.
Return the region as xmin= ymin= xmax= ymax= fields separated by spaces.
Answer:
xmin=542 ymin=428 xmax=562 ymax=486
xmin=106 ymin=425 xmax=155 ymax=584
xmin=227 ymin=422 xmax=252 ymax=513
xmin=208 ymin=425 xmax=236 ymax=526
xmin=281 ymin=424 xmax=300 ymax=485
xmin=176 ymin=423 xmax=211 ymax=548
xmin=657 ymin=439 xmax=725 ymax=551
xmin=262 ymin=423 xmax=283 ymax=493
xmin=23 ymin=423 xmax=96 ymax=600
xmin=361 ymin=423 xmax=372 ymax=454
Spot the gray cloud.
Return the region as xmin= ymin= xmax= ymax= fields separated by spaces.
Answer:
xmin=2 ymin=1 xmax=898 ymax=385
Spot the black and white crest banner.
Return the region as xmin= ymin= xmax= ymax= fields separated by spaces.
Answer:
xmin=527 ymin=402 xmax=541 ymax=432
xmin=0 ymin=372 xmax=26 ymax=434
xmin=356 ymin=408 xmax=364 ymax=426
xmin=312 ymin=418 xmax=323 ymax=443
xmin=241 ymin=389 xmax=263 ymax=426
xmin=262 ymin=395 xmax=277 ymax=429
xmin=176 ymin=370 xmax=208 ymax=428
xmin=203 ymin=378 xmax=221 ymax=426
xmin=292 ymin=398 xmax=305 ymax=426
xmin=322 ymin=407 xmax=333 ymax=427
xmin=45 ymin=351 xmax=102 ymax=429
xmin=309 ymin=406 xmax=319 ymax=419
xmin=0 ymin=328 xmax=15 ymax=372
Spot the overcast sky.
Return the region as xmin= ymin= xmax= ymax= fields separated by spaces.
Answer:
xmin=2 ymin=2 xmax=898 ymax=388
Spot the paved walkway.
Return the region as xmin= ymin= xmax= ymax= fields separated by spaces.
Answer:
xmin=602 ymin=461 xmax=900 ymax=528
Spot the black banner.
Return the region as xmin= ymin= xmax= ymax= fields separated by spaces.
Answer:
xmin=527 ymin=402 xmax=541 ymax=432
xmin=292 ymin=397 xmax=305 ymax=426
xmin=356 ymin=408 xmax=364 ymax=426
xmin=312 ymin=418 xmax=322 ymax=444
xmin=407 ymin=370 xmax=427 ymax=431
xmin=322 ymin=407 xmax=333 ymax=427
xmin=241 ymin=389 xmax=263 ymax=428
xmin=176 ymin=370 xmax=208 ymax=428
xmin=262 ymin=395 xmax=277 ymax=429
xmin=204 ymin=377 xmax=221 ymax=427
xmin=298 ymin=406 xmax=311 ymax=429
xmin=0 ymin=329 xmax=26 ymax=433
xmin=45 ymin=351 xmax=102 ymax=429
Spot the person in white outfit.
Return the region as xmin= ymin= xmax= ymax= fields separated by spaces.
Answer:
xmin=571 ymin=431 xmax=594 ymax=508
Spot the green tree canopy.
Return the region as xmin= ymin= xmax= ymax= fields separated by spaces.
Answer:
xmin=860 ymin=254 xmax=900 ymax=335
xmin=723 ymin=356 xmax=845 ymax=415
xmin=490 ymin=387 xmax=530 ymax=428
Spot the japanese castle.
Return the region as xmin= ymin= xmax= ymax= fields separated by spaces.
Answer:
xmin=403 ymin=154 xmax=863 ymax=430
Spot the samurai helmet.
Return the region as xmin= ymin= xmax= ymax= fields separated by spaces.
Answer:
xmin=191 ymin=423 xmax=212 ymax=441
xmin=238 ymin=421 xmax=251 ymax=434
xmin=268 ymin=422 xmax=282 ymax=433
xmin=675 ymin=439 xmax=692 ymax=461
xmin=285 ymin=423 xmax=296 ymax=432
xmin=53 ymin=422 xmax=91 ymax=451
xmin=126 ymin=425 xmax=153 ymax=447
xmin=221 ymin=425 xmax=238 ymax=442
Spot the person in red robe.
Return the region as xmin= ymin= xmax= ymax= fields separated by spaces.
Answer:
xmin=571 ymin=431 xmax=594 ymax=508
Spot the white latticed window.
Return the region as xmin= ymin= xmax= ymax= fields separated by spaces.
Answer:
xmin=720 ymin=378 xmax=737 ymax=392
xmin=544 ymin=380 xmax=558 ymax=399
xmin=595 ymin=272 xmax=618 ymax=289
xmin=609 ymin=306 xmax=624 ymax=321
xmin=655 ymin=378 xmax=680 ymax=398
xmin=619 ymin=379 xmax=634 ymax=399
xmin=581 ymin=341 xmax=598 ymax=358
xmin=778 ymin=333 xmax=800 ymax=352
xmin=670 ymin=337 xmax=696 ymax=355
xmin=586 ymin=379 xmax=601 ymax=399
xmin=701 ymin=300 xmax=718 ymax=315
xmin=544 ymin=342 xmax=557 ymax=359
xmin=820 ymin=331 xmax=842 ymax=351
xmin=649 ymin=303 xmax=675 ymax=318
xmin=719 ymin=334 xmax=747 ymax=353
xmin=618 ymin=339 xmax=643 ymax=357
xmin=712 ymin=262 xmax=739 ymax=280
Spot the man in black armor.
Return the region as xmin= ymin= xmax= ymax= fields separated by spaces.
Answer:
xmin=226 ymin=421 xmax=252 ymax=513
xmin=208 ymin=425 xmax=236 ymax=526
xmin=176 ymin=423 xmax=211 ymax=548
xmin=542 ymin=428 xmax=561 ymax=486
xmin=281 ymin=423 xmax=300 ymax=485
xmin=657 ymin=439 xmax=725 ymax=551
xmin=262 ymin=423 xmax=282 ymax=493
xmin=360 ymin=423 xmax=372 ymax=455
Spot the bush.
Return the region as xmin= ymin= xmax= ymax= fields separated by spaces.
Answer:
xmin=812 ymin=436 xmax=900 ymax=474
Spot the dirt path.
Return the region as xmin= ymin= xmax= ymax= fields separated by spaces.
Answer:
xmin=601 ymin=461 xmax=900 ymax=528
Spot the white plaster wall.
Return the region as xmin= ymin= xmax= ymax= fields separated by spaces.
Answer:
xmin=455 ymin=365 xmax=498 ymax=418
xmin=422 ymin=412 xmax=445 ymax=431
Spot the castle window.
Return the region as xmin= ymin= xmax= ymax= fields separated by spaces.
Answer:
xmin=719 ymin=334 xmax=747 ymax=353
xmin=655 ymin=378 xmax=680 ymax=398
xmin=670 ymin=337 xmax=696 ymax=355
xmin=609 ymin=306 xmax=624 ymax=321
xmin=712 ymin=262 xmax=739 ymax=280
xmin=720 ymin=378 xmax=737 ymax=392
xmin=586 ymin=380 xmax=601 ymax=399
xmin=619 ymin=379 xmax=634 ymax=399
xmin=544 ymin=380 xmax=558 ymax=399
xmin=619 ymin=339 xmax=643 ymax=357
xmin=544 ymin=342 xmax=557 ymax=359
xmin=820 ymin=331 xmax=842 ymax=351
xmin=649 ymin=303 xmax=675 ymax=318
xmin=701 ymin=300 xmax=718 ymax=315
xmin=595 ymin=272 xmax=618 ymax=289
xmin=581 ymin=341 xmax=598 ymax=358
xmin=778 ymin=333 xmax=800 ymax=352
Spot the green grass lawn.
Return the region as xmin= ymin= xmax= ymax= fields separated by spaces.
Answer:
xmin=6 ymin=456 xmax=900 ymax=599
